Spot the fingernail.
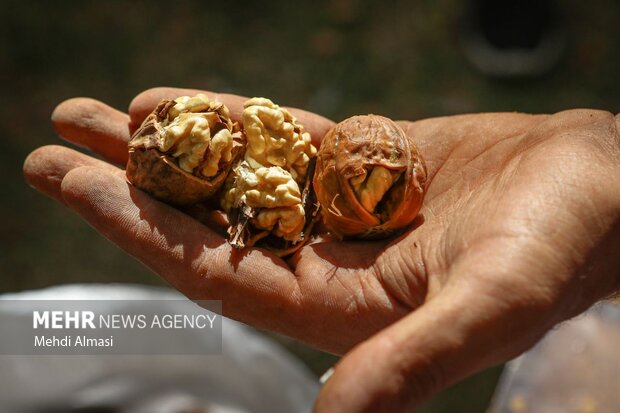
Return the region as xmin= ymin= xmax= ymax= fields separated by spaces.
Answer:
xmin=319 ymin=367 xmax=334 ymax=385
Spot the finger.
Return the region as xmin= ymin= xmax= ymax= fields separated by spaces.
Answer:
xmin=314 ymin=280 xmax=552 ymax=413
xmin=59 ymin=166 xmax=305 ymax=331
xmin=23 ymin=145 xmax=231 ymax=236
xmin=52 ymin=98 xmax=131 ymax=165
xmin=23 ymin=145 xmax=121 ymax=204
xmin=129 ymin=87 xmax=335 ymax=147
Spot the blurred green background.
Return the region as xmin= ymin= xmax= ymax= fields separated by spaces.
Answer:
xmin=1 ymin=0 xmax=619 ymax=411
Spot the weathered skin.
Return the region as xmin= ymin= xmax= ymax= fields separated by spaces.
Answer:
xmin=314 ymin=115 xmax=427 ymax=238
xmin=29 ymin=87 xmax=620 ymax=413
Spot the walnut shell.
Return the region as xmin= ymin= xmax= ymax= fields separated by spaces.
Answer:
xmin=313 ymin=115 xmax=427 ymax=238
xmin=126 ymin=97 xmax=243 ymax=206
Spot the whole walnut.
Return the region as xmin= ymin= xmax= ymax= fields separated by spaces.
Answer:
xmin=127 ymin=94 xmax=244 ymax=206
xmin=313 ymin=115 xmax=427 ymax=238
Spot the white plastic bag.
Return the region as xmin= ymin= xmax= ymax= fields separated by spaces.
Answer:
xmin=0 ymin=284 xmax=319 ymax=413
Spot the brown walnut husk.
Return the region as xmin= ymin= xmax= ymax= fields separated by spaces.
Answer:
xmin=313 ymin=114 xmax=427 ymax=238
xmin=127 ymin=97 xmax=243 ymax=206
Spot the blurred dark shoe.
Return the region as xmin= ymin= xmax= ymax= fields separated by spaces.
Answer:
xmin=461 ymin=0 xmax=567 ymax=78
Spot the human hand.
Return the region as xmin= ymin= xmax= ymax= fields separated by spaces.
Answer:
xmin=24 ymin=88 xmax=620 ymax=412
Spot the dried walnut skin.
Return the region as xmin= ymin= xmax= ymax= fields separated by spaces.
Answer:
xmin=127 ymin=98 xmax=243 ymax=206
xmin=314 ymin=115 xmax=427 ymax=238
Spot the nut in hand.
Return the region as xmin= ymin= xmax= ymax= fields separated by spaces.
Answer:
xmin=314 ymin=115 xmax=427 ymax=238
xmin=126 ymin=94 xmax=244 ymax=205
xmin=222 ymin=98 xmax=319 ymax=254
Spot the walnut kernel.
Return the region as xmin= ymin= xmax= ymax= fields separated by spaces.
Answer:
xmin=223 ymin=98 xmax=318 ymax=250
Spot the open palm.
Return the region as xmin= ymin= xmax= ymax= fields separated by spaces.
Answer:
xmin=24 ymin=87 xmax=620 ymax=412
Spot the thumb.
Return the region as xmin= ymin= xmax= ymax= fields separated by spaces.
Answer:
xmin=313 ymin=280 xmax=552 ymax=413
